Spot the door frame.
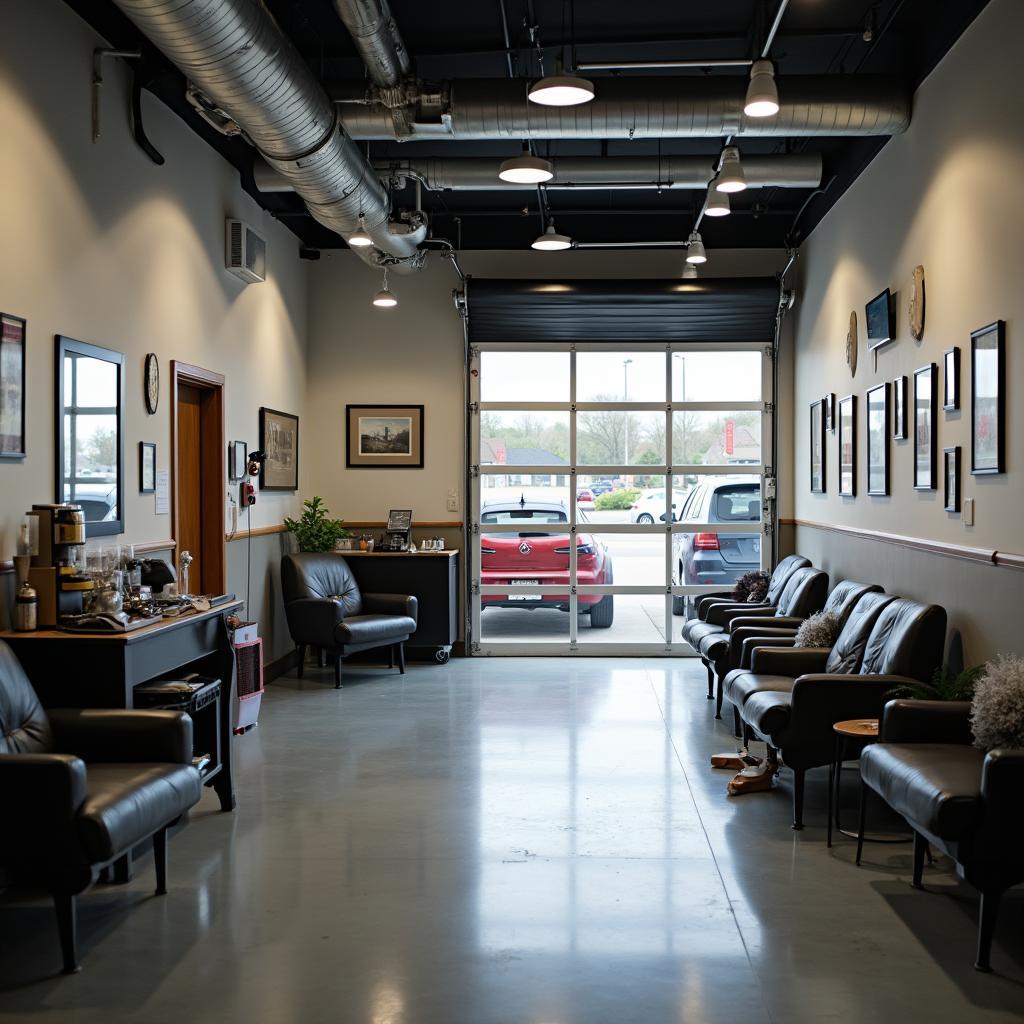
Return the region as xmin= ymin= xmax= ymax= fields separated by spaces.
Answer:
xmin=170 ymin=361 xmax=226 ymax=595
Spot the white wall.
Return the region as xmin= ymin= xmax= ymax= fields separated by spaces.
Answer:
xmin=791 ymin=0 xmax=1024 ymax=660
xmin=0 ymin=0 xmax=309 ymax=561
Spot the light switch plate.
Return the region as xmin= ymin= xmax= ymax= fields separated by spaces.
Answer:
xmin=963 ymin=497 xmax=974 ymax=526
xmin=446 ymin=489 xmax=459 ymax=513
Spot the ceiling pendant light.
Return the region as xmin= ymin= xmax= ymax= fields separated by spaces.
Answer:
xmin=372 ymin=267 xmax=397 ymax=308
xmin=349 ymin=215 xmax=373 ymax=248
xmin=528 ymin=60 xmax=594 ymax=107
xmin=531 ymin=220 xmax=573 ymax=251
xmin=685 ymin=230 xmax=707 ymax=264
xmin=498 ymin=147 xmax=554 ymax=184
xmin=681 ymin=262 xmax=698 ymax=279
xmin=715 ymin=147 xmax=747 ymax=193
xmin=704 ymin=187 xmax=730 ymax=217
xmin=744 ymin=59 xmax=780 ymax=118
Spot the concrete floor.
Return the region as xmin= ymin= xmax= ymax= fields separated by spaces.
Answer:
xmin=1 ymin=657 xmax=1022 ymax=1022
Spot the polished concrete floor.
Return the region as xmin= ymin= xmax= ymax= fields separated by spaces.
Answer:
xmin=1 ymin=657 xmax=1022 ymax=1022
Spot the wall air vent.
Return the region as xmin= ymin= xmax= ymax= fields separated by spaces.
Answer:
xmin=225 ymin=218 xmax=266 ymax=283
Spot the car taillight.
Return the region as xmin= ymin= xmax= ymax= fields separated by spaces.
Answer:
xmin=630 ymin=504 xmax=639 ymax=510
xmin=694 ymin=533 xmax=720 ymax=550
xmin=480 ymin=545 xmax=496 ymax=554
xmin=554 ymin=543 xmax=595 ymax=555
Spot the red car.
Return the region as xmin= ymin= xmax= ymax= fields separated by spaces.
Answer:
xmin=480 ymin=499 xmax=614 ymax=627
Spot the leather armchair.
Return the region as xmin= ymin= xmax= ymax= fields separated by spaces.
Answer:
xmin=0 ymin=642 xmax=202 ymax=973
xmin=281 ymin=553 xmax=418 ymax=688
xmin=860 ymin=700 xmax=1024 ymax=973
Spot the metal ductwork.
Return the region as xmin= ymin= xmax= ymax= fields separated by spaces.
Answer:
xmin=109 ymin=0 xmax=425 ymax=268
xmin=334 ymin=75 xmax=910 ymax=140
xmin=332 ymin=0 xmax=410 ymax=88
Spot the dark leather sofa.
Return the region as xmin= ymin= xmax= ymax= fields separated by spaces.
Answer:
xmin=0 ymin=642 xmax=202 ymax=973
xmin=860 ymin=699 xmax=1024 ymax=973
xmin=726 ymin=597 xmax=946 ymax=828
xmin=281 ymin=552 xmax=418 ymax=687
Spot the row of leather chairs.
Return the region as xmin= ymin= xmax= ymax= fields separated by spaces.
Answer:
xmin=680 ymin=557 xmax=1024 ymax=972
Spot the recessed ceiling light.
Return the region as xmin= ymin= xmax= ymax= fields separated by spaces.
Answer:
xmin=744 ymin=59 xmax=780 ymax=118
xmin=685 ymin=230 xmax=707 ymax=264
xmin=349 ymin=215 xmax=373 ymax=248
xmin=715 ymin=147 xmax=747 ymax=193
xmin=704 ymin=188 xmax=730 ymax=217
xmin=531 ymin=222 xmax=573 ymax=251
xmin=499 ymin=148 xmax=554 ymax=184
xmin=528 ymin=66 xmax=595 ymax=107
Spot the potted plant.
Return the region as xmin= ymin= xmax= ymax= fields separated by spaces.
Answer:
xmin=971 ymin=654 xmax=1024 ymax=750
xmin=885 ymin=662 xmax=985 ymax=702
xmin=283 ymin=497 xmax=350 ymax=553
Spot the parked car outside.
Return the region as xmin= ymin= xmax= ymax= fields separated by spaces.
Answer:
xmin=480 ymin=498 xmax=614 ymax=627
xmin=672 ymin=476 xmax=762 ymax=616
xmin=628 ymin=489 xmax=679 ymax=525
xmin=590 ymin=479 xmax=614 ymax=496
xmin=576 ymin=487 xmax=596 ymax=510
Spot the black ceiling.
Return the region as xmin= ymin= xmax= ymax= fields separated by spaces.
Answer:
xmin=63 ymin=0 xmax=990 ymax=253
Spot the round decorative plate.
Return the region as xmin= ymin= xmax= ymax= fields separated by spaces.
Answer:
xmin=909 ymin=264 xmax=925 ymax=340
xmin=846 ymin=311 xmax=858 ymax=377
xmin=144 ymin=352 xmax=159 ymax=414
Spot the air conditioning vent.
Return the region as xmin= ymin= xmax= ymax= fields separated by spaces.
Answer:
xmin=225 ymin=218 xmax=266 ymax=283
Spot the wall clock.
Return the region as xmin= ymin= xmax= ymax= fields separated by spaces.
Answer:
xmin=909 ymin=264 xmax=925 ymax=340
xmin=144 ymin=352 xmax=159 ymax=414
xmin=846 ymin=311 xmax=858 ymax=377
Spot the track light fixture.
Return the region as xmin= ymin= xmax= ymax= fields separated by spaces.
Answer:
xmin=715 ymin=147 xmax=747 ymax=193
xmin=372 ymin=267 xmax=397 ymax=308
xmin=681 ymin=262 xmax=698 ymax=279
xmin=499 ymin=147 xmax=554 ymax=184
xmin=528 ymin=60 xmax=594 ymax=107
xmin=685 ymin=231 xmax=707 ymax=264
xmin=349 ymin=215 xmax=373 ymax=248
xmin=704 ymin=188 xmax=730 ymax=217
xmin=744 ymin=59 xmax=780 ymax=118
xmin=531 ymin=220 xmax=573 ymax=251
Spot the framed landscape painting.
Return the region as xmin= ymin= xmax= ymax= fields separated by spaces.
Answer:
xmin=346 ymin=404 xmax=424 ymax=469
xmin=0 ymin=313 xmax=26 ymax=458
xmin=970 ymin=320 xmax=1005 ymax=475
xmin=913 ymin=364 xmax=938 ymax=490
xmin=866 ymin=382 xmax=890 ymax=496
xmin=810 ymin=400 xmax=825 ymax=493
xmin=838 ymin=394 xmax=857 ymax=497
xmin=259 ymin=407 xmax=299 ymax=490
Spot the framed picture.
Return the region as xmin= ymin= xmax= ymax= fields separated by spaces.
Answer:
xmin=346 ymin=404 xmax=424 ymax=469
xmin=824 ymin=392 xmax=836 ymax=432
xmin=892 ymin=375 xmax=908 ymax=440
xmin=139 ymin=442 xmax=156 ymax=493
xmin=0 ymin=313 xmax=27 ymax=459
xmin=866 ymin=382 xmax=890 ymax=496
xmin=838 ymin=394 xmax=857 ymax=497
xmin=971 ymin=320 xmax=1005 ymax=475
xmin=810 ymin=400 xmax=825 ymax=493
xmin=259 ymin=407 xmax=299 ymax=490
xmin=229 ymin=440 xmax=248 ymax=481
xmin=913 ymin=363 xmax=938 ymax=490
xmin=943 ymin=347 xmax=960 ymax=411
xmin=944 ymin=446 xmax=961 ymax=513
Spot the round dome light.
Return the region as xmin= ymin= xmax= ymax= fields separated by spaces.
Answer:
xmin=704 ymin=189 xmax=730 ymax=217
xmin=744 ymin=59 xmax=780 ymax=118
xmin=349 ymin=216 xmax=373 ymax=248
xmin=685 ymin=231 xmax=707 ymax=264
xmin=372 ymin=288 xmax=398 ymax=308
xmin=531 ymin=223 xmax=573 ymax=251
xmin=528 ymin=72 xmax=594 ymax=107
xmin=499 ymin=148 xmax=554 ymax=184
xmin=715 ymin=146 xmax=747 ymax=193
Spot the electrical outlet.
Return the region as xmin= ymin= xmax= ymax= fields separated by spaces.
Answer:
xmin=963 ymin=497 xmax=974 ymax=527
xmin=447 ymin=488 xmax=459 ymax=513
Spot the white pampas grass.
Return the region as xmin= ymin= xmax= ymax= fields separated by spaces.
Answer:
xmin=971 ymin=653 xmax=1024 ymax=750
xmin=794 ymin=610 xmax=841 ymax=649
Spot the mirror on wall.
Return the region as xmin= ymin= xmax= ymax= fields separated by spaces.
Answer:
xmin=55 ymin=335 xmax=125 ymax=537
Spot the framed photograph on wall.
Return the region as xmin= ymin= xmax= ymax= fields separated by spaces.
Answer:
xmin=824 ymin=392 xmax=836 ymax=432
xmin=810 ymin=400 xmax=825 ymax=493
xmin=259 ymin=407 xmax=299 ymax=490
xmin=913 ymin=363 xmax=938 ymax=490
xmin=866 ymin=382 xmax=890 ymax=496
xmin=971 ymin=320 xmax=1005 ymax=475
xmin=943 ymin=347 xmax=960 ymax=411
xmin=838 ymin=394 xmax=857 ymax=497
xmin=139 ymin=442 xmax=156 ymax=493
xmin=892 ymin=375 xmax=908 ymax=440
xmin=0 ymin=313 xmax=27 ymax=459
xmin=944 ymin=446 xmax=961 ymax=513
xmin=346 ymin=404 xmax=425 ymax=469
xmin=229 ymin=440 xmax=248 ymax=481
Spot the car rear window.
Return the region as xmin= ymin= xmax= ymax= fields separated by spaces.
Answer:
xmin=711 ymin=486 xmax=760 ymax=521
xmin=481 ymin=509 xmax=568 ymax=524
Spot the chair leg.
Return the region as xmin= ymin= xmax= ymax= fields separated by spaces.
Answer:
xmin=732 ymin=705 xmax=742 ymax=738
xmin=52 ymin=891 xmax=80 ymax=974
xmin=318 ymin=648 xmax=326 ymax=668
xmin=296 ymin=644 xmax=306 ymax=679
xmin=791 ymin=767 xmax=805 ymax=831
xmin=154 ymin=826 xmax=168 ymax=895
xmin=334 ymin=655 xmax=342 ymax=689
xmin=397 ymin=643 xmax=406 ymax=675
xmin=388 ymin=646 xmax=395 ymax=669
xmin=855 ymin=780 xmax=869 ymax=866
xmin=714 ymin=674 xmax=724 ymax=720
xmin=912 ymin=831 xmax=927 ymax=890
xmin=975 ymin=888 xmax=1003 ymax=973
xmin=706 ymin=664 xmax=714 ymax=700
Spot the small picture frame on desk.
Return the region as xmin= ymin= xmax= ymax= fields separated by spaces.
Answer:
xmin=139 ymin=442 xmax=156 ymax=493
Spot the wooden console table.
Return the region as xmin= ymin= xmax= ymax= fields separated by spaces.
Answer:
xmin=0 ymin=600 xmax=242 ymax=813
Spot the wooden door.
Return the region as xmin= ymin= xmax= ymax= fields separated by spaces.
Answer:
xmin=176 ymin=384 xmax=204 ymax=590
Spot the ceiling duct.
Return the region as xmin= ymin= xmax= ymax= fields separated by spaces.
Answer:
xmin=332 ymin=0 xmax=411 ymax=88
xmin=334 ymin=75 xmax=910 ymax=140
xmin=109 ymin=0 xmax=425 ymax=268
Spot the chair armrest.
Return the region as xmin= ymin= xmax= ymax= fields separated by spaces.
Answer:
xmin=49 ymin=709 xmax=193 ymax=765
xmin=696 ymin=592 xmax=737 ymax=620
xmin=728 ymin=616 xmax=795 ymax=634
xmin=707 ymin=603 xmax=776 ymax=628
xmin=789 ymin=674 xmax=918 ymax=734
xmin=284 ymin=596 xmax=345 ymax=648
xmin=739 ymin=633 xmax=797 ymax=670
xmin=981 ymin=749 xmax=1024 ymax=807
xmin=362 ymin=593 xmax=419 ymax=623
xmin=879 ymin=700 xmax=973 ymax=744
xmin=0 ymin=753 xmax=87 ymax=821
xmin=750 ymin=646 xmax=830 ymax=676
xmin=728 ymin=625 xmax=796 ymax=669
xmin=758 ymin=615 xmax=806 ymax=630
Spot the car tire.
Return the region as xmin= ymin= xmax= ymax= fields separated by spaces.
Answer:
xmin=637 ymin=513 xmax=654 ymax=525
xmin=671 ymin=594 xmax=689 ymax=617
xmin=589 ymin=595 xmax=614 ymax=628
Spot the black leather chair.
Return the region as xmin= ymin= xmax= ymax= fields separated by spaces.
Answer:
xmin=281 ymin=552 xmax=418 ymax=688
xmin=860 ymin=700 xmax=1024 ymax=973
xmin=730 ymin=597 xmax=946 ymax=828
xmin=0 ymin=642 xmax=202 ymax=973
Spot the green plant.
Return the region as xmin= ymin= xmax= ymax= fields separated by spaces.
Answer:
xmin=595 ymin=488 xmax=641 ymax=511
xmin=283 ymin=496 xmax=350 ymax=553
xmin=885 ymin=662 xmax=985 ymax=702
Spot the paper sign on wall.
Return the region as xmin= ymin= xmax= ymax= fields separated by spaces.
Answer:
xmin=154 ymin=470 xmax=170 ymax=515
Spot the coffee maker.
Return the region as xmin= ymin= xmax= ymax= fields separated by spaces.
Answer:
xmin=26 ymin=503 xmax=92 ymax=626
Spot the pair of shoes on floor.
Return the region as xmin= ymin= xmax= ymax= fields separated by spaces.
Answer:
xmin=710 ymin=750 xmax=762 ymax=771
xmin=727 ymin=761 xmax=778 ymax=795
